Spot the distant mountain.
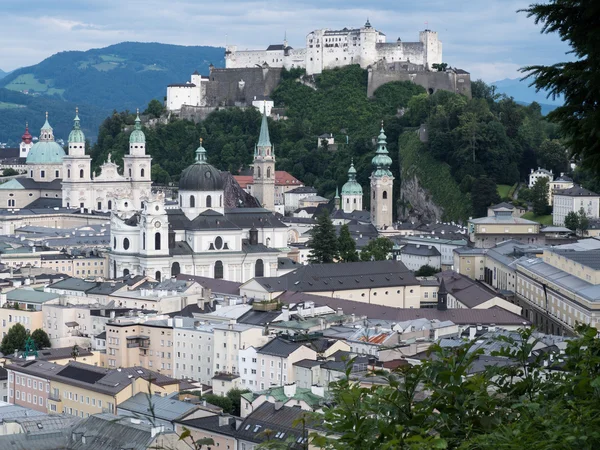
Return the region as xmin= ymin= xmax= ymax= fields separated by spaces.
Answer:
xmin=0 ymin=42 xmax=224 ymax=143
xmin=0 ymin=69 xmax=9 ymax=80
xmin=492 ymin=77 xmax=563 ymax=109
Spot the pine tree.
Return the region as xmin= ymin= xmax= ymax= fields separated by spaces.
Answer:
xmin=338 ymin=224 xmax=359 ymax=262
xmin=0 ymin=323 xmax=28 ymax=355
xmin=308 ymin=210 xmax=339 ymax=264
xmin=531 ymin=177 xmax=550 ymax=216
xmin=577 ymin=207 xmax=590 ymax=236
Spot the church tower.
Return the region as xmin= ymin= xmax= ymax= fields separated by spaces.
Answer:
xmin=62 ymin=108 xmax=93 ymax=209
xmin=253 ymin=108 xmax=275 ymax=211
xmin=19 ymin=123 xmax=33 ymax=158
xmin=341 ymin=159 xmax=363 ymax=213
xmin=370 ymin=123 xmax=394 ymax=229
xmin=123 ymin=110 xmax=153 ymax=209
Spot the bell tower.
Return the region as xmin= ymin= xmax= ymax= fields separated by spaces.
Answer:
xmin=252 ymin=107 xmax=275 ymax=212
xmin=62 ymin=108 xmax=93 ymax=209
xmin=370 ymin=122 xmax=394 ymax=229
xmin=123 ymin=109 xmax=153 ymax=209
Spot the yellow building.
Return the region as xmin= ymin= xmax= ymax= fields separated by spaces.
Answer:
xmin=468 ymin=209 xmax=542 ymax=249
xmin=0 ymin=288 xmax=59 ymax=338
xmin=7 ymin=360 xmax=180 ymax=417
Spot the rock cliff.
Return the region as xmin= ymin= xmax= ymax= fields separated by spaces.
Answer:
xmin=399 ymin=172 xmax=444 ymax=224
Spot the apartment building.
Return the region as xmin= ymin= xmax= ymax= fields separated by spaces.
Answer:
xmin=173 ymin=319 xmax=215 ymax=384
xmin=212 ymin=322 xmax=271 ymax=377
xmin=468 ymin=209 xmax=542 ymax=249
xmin=7 ymin=360 xmax=180 ymax=417
xmin=0 ymin=289 xmax=58 ymax=338
xmin=255 ymin=338 xmax=317 ymax=391
xmin=552 ymin=185 xmax=600 ymax=226
xmin=40 ymin=253 xmax=108 ymax=278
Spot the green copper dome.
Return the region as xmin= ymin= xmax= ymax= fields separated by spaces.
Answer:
xmin=26 ymin=113 xmax=65 ymax=164
xmin=371 ymin=124 xmax=393 ymax=177
xmin=341 ymin=161 xmax=363 ymax=196
xmin=129 ymin=110 xmax=146 ymax=144
xmin=68 ymin=108 xmax=85 ymax=143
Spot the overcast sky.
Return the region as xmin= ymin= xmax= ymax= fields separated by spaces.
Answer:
xmin=0 ymin=0 xmax=570 ymax=82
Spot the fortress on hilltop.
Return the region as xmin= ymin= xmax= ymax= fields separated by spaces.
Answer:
xmin=225 ymin=20 xmax=442 ymax=75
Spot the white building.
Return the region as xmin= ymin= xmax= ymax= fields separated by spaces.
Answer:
xmin=173 ymin=319 xmax=215 ymax=384
xmin=239 ymin=346 xmax=259 ymax=391
xmin=226 ymin=21 xmax=442 ymax=75
xmin=528 ymin=167 xmax=553 ymax=188
xmin=393 ymin=243 xmax=441 ymax=271
xmin=211 ymin=322 xmax=270 ymax=378
xmin=166 ymin=72 xmax=209 ymax=111
xmin=553 ymin=185 xmax=600 ymax=226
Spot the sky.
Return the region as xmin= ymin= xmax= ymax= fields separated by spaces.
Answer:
xmin=0 ymin=0 xmax=571 ymax=82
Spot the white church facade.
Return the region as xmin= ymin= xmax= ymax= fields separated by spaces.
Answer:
xmin=226 ymin=21 xmax=442 ymax=75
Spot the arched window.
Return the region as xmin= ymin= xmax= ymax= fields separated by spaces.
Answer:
xmin=354 ymin=198 xmax=357 ymax=204
xmin=155 ymin=232 xmax=161 ymax=250
xmin=220 ymin=195 xmax=222 ymax=207
xmin=346 ymin=199 xmax=349 ymax=204
xmin=255 ymin=259 xmax=264 ymax=277
xmin=267 ymin=167 xmax=271 ymax=178
xmin=179 ymin=195 xmax=182 ymax=205
xmin=190 ymin=195 xmax=195 ymax=208
xmin=383 ymin=191 xmax=388 ymax=199
xmin=143 ymin=232 xmax=146 ymax=250
xmin=372 ymin=191 xmax=375 ymax=199
xmin=206 ymin=195 xmax=212 ymax=208
xmin=108 ymin=200 xmax=112 ymax=210
xmin=113 ymin=261 xmax=117 ymax=279
xmin=113 ymin=237 xmax=117 ymax=249
xmin=155 ymin=271 xmax=161 ymax=281
xmin=80 ymin=169 xmax=84 ymax=178
xmin=129 ymin=168 xmax=132 ymax=177
xmin=67 ymin=169 xmax=71 ymax=178
xmin=123 ymin=238 xmax=130 ymax=250
xmin=257 ymin=167 xmax=261 ymax=178
xmin=123 ymin=268 xmax=130 ymax=277
xmin=55 ymin=170 xmax=60 ymax=178
xmin=141 ymin=168 xmax=145 ymax=178
xmin=171 ymin=262 xmax=180 ymax=277
xmin=214 ymin=261 xmax=223 ymax=279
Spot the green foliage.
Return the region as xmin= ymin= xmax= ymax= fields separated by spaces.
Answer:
xmin=144 ymin=99 xmax=165 ymax=118
xmin=564 ymin=210 xmax=579 ymax=231
xmin=521 ymin=211 xmax=553 ymax=226
xmin=0 ymin=323 xmax=28 ymax=355
xmin=226 ymin=388 xmax=250 ymax=416
xmin=360 ymin=237 xmax=393 ymax=261
xmin=31 ymin=329 xmax=51 ymax=349
xmin=471 ymin=176 xmax=501 ymax=217
xmin=313 ymin=326 xmax=600 ymax=449
xmin=308 ymin=210 xmax=339 ymax=264
xmin=2 ymin=168 xmax=18 ymax=176
xmin=337 ymin=224 xmax=359 ymax=262
xmin=202 ymin=394 xmax=233 ymax=413
xmin=577 ymin=207 xmax=590 ymax=236
xmin=399 ymin=132 xmax=471 ymax=222
xmin=415 ymin=264 xmax=440 ymax=277
xmin=520 ymin=0 xmax=600 ymax=173
xmin=537 ymin=139 xmax=569 ymax=175
xmin=531 ymin=177 xmax=550 ymax=216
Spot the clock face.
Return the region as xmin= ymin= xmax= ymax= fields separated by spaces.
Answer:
xmin=154 ymin=221 xmax=161 ymax=229
xmin=382 ymin=176 xmax=389 ymax=183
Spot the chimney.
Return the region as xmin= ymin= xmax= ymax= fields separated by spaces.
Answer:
xmin=228 ymin=319 xmax=235 ymax=330
xmin=336 ymin=307 xmax=343 ymax=316
xmin=150 ymin=425 xmax=165 ymax=438
xmin=274 ymin=401 xmax=284 ymax=411
xmin=310 ymin=385 xmax=325 ymax=397
xmin=249 ymin=227 xmax=259 ymax=246
xmin=281 ymin=306 xmax=290 ymax=322
xmin=218 ymin=415 xmax=231 ymax=427
xmin=283 ymin=382 xmax=297 ymax=398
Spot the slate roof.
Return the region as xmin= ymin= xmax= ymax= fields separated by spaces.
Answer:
xmin=6 ymin=289 xmax=59 ymax=304
xmin=551 ymin=249 xmax=600 ymax=270
xmin=250 ymin=260 xmax=418 ymax=293
xmin=554 ymin=185 xmax=599 ymax=197
xmin=235 ymin=402 xmax=308 ymax=445
xmin=437 ymin=271 xmax=497 ymax=307
xmin=46 ymin=278 xmax=98 ymax=292
xmin=286 ymin=186 xmax=318 ymax=194
xmin=5 ymin=346 xmax=93 ymax=363
xmin=175 ymin=273 xmax=241 ymax=295
xmin=118 ymin=392 xmax=198 ymax=421
xmin=237 ymin=309 xmax=281 ymax=326
xmin=257 ymin=337 xmax=305 ymax=357
xmin=398 ymin=243 xmax=441 ymax=257
xmin=293 ymin=359 xmax=323 ymax=369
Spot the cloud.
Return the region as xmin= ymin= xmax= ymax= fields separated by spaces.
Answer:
xmin=0 ymin=0 xmax=571 ymax=81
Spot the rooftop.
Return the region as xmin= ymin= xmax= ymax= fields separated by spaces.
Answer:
xmin=118 ymin=392 xmax=199 ymax=421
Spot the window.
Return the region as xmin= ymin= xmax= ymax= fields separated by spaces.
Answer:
xmin=207 ymin=195 xmax=212 ymax=208
xmin=214 ymin=261 xmax=223 ymax=279
xmin=155 ymin=232 xmax=161 ymax=250
xmin=55 ymin=170 xmax=60 ymax=178
xmin=123 ymin=238 xmax=130 ymax=250
xmin=190 ymin=195 xmax=195 ymax=208
xmin=267 ymin=167 xmax=271 ymax=178
xmin=255 ymin=259 xmax=264 ymax=277
xmin=215 ymin=236 xmax=223 ymax=250
xmin=40 ymin=170 xmax=45 ymax=178
xmin=383 ymin=191 xmax=388 ymax=199
xmin=141 ymin=168 xmax=145 ymax=178
xmin=80 ymin=169 xmax=84 ymax=178
xmin=171 ymin=262 xmax=180 ymax=277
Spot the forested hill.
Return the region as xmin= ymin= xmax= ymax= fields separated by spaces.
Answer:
xmin=0 ymin=42 xmax=224 ymax=144
xmin=0 ymin=69 xmax=8 ymax=80
xmin=91 ymin=66 xmax=576 ymax=221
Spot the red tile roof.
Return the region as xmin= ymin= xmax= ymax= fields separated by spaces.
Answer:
xmin=234 ymin=171 xmax=303 ymax=189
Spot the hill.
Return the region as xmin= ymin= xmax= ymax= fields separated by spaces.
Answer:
xmin=492 ymin=77 xmax=563 ymax=109
xmin=0 ymin=42 xmax=224 ymax=144
xmin=0 ymin=69 xmax=8 ymax=80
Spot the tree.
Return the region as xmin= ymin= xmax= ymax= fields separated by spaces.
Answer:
xmin=202 ymin=394 xmax=233 ymax=413
xmin=564 ymin=210 xmax=579 ymax=231
xmin=521 ymin=0 xmax=600 ymax=173
xmin=415 ymin=264 xmax=439 ymax=277
xmin=0 ymin=323 xmax=27 ymax=355
xmin=308 ymin=210 xmax=339 ymax=263
xmin=531 ymin=177 xmax=550 ymax=216
xmin=2 ymin=168 xmax=18 ymax=177
xmin=360 ymin=237 xmax=393 ymax=261
xmin=471 ymin=176 xmax=500 ymax=218
xmin=226 ymin=388 xmax=251 ymax=416
xmin=576 ymin=207 xmax=590 ymax=236
xmin=144 ymin=99 xmax=165 ymax=118
xmin=537 ymin=139 xmax=569 ymax=175
xmin=31 ymin=329 xmax=51 ymax=349
xmin=337 ymin=224 xmax=359 ymax=262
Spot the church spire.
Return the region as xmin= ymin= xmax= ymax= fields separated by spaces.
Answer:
xmin=257 ymin=105 xmax=271 ymax=148
xmin=129 ymin=108 xmax=146 ymax=144
xmin=371 ymin=122 xmax=392 ymax=176
xmin=68 ymin=107 xmax=85 ymax=144
xmin=195 ymin=138 xmax=207 ymax=163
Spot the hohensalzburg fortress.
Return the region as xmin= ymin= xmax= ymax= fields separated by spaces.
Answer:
xmin=225 ymin=20 xmax=442 ymax=75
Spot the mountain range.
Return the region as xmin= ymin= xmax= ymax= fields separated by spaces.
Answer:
xmin=491 ymin=77 xmax=563 ymax=115
xmin=0 ymin=70 xmax=8 ymax=80
xmin=0 ymin=42 xmax=224 ymax=144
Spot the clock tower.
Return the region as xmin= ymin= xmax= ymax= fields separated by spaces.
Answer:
xmin=370 ymin=123 xmax=394 ymax=229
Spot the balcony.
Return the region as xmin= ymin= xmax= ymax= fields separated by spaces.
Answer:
xmin=48 ymin=394 xmax=62 ymax=402
xmin=126 ymin=335 xmax=150 ymax=349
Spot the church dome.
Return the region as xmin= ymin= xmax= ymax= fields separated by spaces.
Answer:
xmin=21 ymin=123 xmax=32 ymax=144
xmin=341 ymin=161 xmax=363 ymax=195
xmin=129 ymin=110 xmax=145 ymax=144
xmin=68 ymin=108 xmax=85 ymax=143
xmin=26 ymin=113 xmax=65 ymax=164
xmin=178 ymin=140 xmax=224 ymax=191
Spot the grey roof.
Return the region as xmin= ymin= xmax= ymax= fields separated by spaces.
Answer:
xmin=46 ymin=277 xmax=98 ymax=292
xmin=175 ymin=273 xmax=241 ymax=295
xmin=237 ymin=309 xmax=281 ymax=326
xmin=293 ymin=359 xmax=323 ymax=369
xmin=286 ymin=186 xmax=317 ymax=194
xmin=489 ymin=202 xmax=516 ymax=210
xmin=118 ymin=393 xmax=198 ymax=421
xmin=554 ymin=185 xmax=598 ymax=197
xmin=251 ymin=260 xmax=418 ymax=293
xmin=94 ymin=331 xmax=106 ymax=340
xmin=6 ymin=289 xmax=59 ymax=304
xmin=257 ymin=337 xmax=305 ymax=357
xmin=10 ymin=178 xmax=63 ymax=191
xmin=397 ymin=243 xmax=441 ymax=257
xmin=235 ymin=402 xmax=308 ymax=444
xmin=278 ymin=257 xmax=300 ymax=270
xmin=178 ymin=415 xmax=237 ymax=437
xmin=437 ymin=271 xmax=497 ymax=308
xmin=6 ymin=346 xmax=93 ymax=362
xmin=552 ymin=249 xmax=600 ymax=270
xmin=0 ymin=404 xmax=46 ymax=421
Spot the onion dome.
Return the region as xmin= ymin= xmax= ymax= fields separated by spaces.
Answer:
xmin=68 ymin=108 xmax=85 ymax=143
xmin=371 ymin=123 xmax=393 ymax=177
xmin=21 ymin=123 xmax=32 ymax=144
xmin=129 ymin=109 xmax=146 ymax=144
xmin=26 ymin=112 xmax=65 ymax=164
xmin=341 ymin=159 xmax=363 ymax=195
xmin=179 ymin=139 xmax=224 ymax=191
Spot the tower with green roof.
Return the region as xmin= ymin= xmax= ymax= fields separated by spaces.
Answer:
xmin=25 ymin=112 xmax=66 ymax=183
xmin=341 ymin=159 xmax=363 ymax=213
xmin=252 ymin=106 xmax=275 ymax=212
xmin=369 ymin=123 xmax=394 ymax=228
xmin=62 ymin=108 xmax=93 ymax=209
xmin=123 ymin=109 xmax=153 ymax=209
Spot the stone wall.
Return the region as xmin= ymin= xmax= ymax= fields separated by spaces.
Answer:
xmin=399 ymin=172 xmax=444 ymax=224
xmin=367 ymin=62 xmax=471 ymax=98
xmin=205 ymin=67 xmax=283 ymax=107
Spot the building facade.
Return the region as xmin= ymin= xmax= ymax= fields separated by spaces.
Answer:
xmin=552 ymin=185 xmax=600 ymax=226
xmin=370 ymin=125 xmax=394 ymax=229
